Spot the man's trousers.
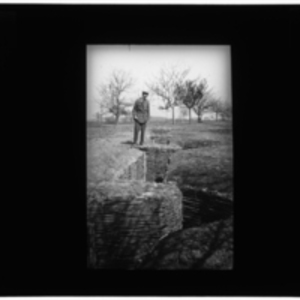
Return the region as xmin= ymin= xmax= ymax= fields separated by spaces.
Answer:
xmin=133 ymin=120 xmax=147 ymax=145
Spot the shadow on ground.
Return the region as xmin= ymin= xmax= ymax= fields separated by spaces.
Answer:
xmin=137 ymin=216 xmax=233 ymax=270
xmin=121 ymin=140 xmax=134 ymax=145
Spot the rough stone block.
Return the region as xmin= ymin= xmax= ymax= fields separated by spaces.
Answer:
xmin=139 ymin=144 xmax=181 ymax=182
xmin=87 ymin=180 xmax=183 ymax=269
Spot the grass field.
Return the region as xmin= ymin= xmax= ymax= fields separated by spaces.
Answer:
xmin=87 ymin=119 xmax=233 ymax=199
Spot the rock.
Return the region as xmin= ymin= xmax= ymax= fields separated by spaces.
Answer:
xmin=138 ymin=216 xmax=233 ymax=270
xmin=139 ymin=144 xmax=181 ymax=182
xmin=87 ymin=180 xmax=183 ymax=269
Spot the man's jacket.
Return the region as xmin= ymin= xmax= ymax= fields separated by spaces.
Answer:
xmin=132 ymin=97 xmax=150 ymax=124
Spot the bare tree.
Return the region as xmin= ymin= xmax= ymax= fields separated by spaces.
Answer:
xmin=179 ymin=105 xmax=189 ymax=122
xmin=208 ymin=97 xmax=223 ymax=121
xmin=96 ymin=69 xmax=135 ymax=124
xmin=174 ymin=80 xmax=202 ymax=124
xmin=96 ymin=111 xmax=100 ymax=124
xmin=192 ymin=79 xmax=213 ymax=123
xmin=147 ymin=66 xmax=189 ymax=125
xmin=220 ymin=101 xmax=232 ymax=121
xmin=93 ymin=96 xmax=108 ymax=124
xmin=208 ymin=98 xmax=232 ymax=121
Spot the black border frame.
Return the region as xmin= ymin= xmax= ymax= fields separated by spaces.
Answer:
xmin=1 ymin=4 xmax=299 ymax=296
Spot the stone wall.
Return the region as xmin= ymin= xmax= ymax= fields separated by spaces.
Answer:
xmin=139 ymin=144 xmax=182 ymax=182
xmin=87 ymin=138 xmax=145 ymax=184
xmin=180 ymin=186 xmax=233 ymax=228
xmin=114 ymin=151 xmax=146 ymax=181
xmin=87 ymin=180 xmax=183 ymax=269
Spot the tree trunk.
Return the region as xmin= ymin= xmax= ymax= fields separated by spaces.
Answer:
xmin=172 ymin=107 xmax=175 ymax=125
xmin=198 ymin=113 xmax=202 ymax=123
xmin=115 ymin=108 xmax=120 ymax=124
xmin=189 ymin=108 xmax=191 ymax=124
xmin=100 ymin=106 xmax=103 ymax=124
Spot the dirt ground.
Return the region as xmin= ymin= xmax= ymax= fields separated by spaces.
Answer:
xmin=87 ymin=119 xmax=233 ymax=198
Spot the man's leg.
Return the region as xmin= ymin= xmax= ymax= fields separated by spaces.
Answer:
xmin=133 ymin=120 xmax=140 ymax=144
xmin=140 ymin=122 xmax=147 ymax=145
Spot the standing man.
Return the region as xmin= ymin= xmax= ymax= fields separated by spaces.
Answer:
xmin=132 ymin=91 xmax=150 ymax=146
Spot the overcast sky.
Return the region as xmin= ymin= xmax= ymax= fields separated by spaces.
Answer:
xmin=87 ymin=45 xmax=232 ymax=120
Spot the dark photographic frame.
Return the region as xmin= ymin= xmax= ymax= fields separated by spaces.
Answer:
xmin=1 ymin=4 xmax=298 ymax=296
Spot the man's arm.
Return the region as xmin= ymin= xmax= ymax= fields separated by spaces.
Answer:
xmin=147 ymin=101 xmax=150 ymax=122
xmin=132 ymin=100 xmax=137 ymax=120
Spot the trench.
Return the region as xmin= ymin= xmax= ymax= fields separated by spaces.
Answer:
xmin=116 ymin=140 xmax=233 ymax=228
xmin=180 ymin=186 xmax=233 ymax=228
xmin=87 ymin=137 xmax=233 ymax=269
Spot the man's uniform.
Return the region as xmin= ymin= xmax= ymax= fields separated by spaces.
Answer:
xmin=132 ymin=96 xmax=150 ymax=145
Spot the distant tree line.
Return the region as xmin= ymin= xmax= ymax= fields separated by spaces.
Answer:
xmin=94 ymin=66 xmax=231 ymax=125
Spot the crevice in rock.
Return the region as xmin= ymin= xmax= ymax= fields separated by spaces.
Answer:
xmin=180 ymin=185 xmax=233 ymax=228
